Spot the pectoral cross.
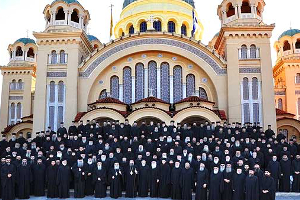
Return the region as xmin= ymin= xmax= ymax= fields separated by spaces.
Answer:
xmin=147 ymin=15 xmax=158 ymax=31
xmin=130 ymin=170 xmax=133 ymax=175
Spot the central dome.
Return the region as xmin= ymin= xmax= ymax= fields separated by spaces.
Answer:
xmin=123 ymin=0 xmax=195 ymax=9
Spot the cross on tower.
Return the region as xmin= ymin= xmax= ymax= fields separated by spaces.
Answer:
xmin=147 ymin=15 xmax=158 ymax=31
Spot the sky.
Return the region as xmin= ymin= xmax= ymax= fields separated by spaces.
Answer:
xmin=0 ymin=0 xmax=299 ymax=105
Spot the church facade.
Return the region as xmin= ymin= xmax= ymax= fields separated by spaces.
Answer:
xmin=0 ymin=0 xmax=277 ymax=138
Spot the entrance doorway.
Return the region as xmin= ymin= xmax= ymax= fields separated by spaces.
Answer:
xmin=180 ymin=116 xmax=208 ymax=126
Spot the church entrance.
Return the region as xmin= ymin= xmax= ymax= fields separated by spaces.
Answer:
xmin=135 ymin=117 xmax=163 ymax=126
xmin=180 ymin=116 xmax=208 ymax=125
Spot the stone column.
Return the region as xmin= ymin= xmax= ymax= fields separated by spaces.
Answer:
xmin=64 ymin=11 xmax=68 ymax=25
xmin=67 ymin=11 xmax=71 ymax=25
xmin=144 ymin=68 xmax=148 ymax=98
xmin=157 ymin=68 xmax=161 ymax=99
xmin=119 ymin=84 xmax=123 ymax=102
xmin=237 ymin=5 xmax=241 ymax=18
xmin=170 ymin=75 xmax=174 ymax=103
xmin=132 ymin=76 xmax=135 ymax=103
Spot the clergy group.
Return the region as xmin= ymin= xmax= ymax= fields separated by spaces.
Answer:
xmin=1 ymin=120 xmax=300 ymax=200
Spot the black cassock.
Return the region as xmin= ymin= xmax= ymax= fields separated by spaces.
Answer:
xmin=46 ymin=165 xmax=58 ymax=198
xmin=159 ymin=163 xmax=171 ymax=198
xmin=280 ymin=159 xmax=291 ymax=192
xmin=245 ymin=175 xmax=259 ymax=200
xmin=292 ymin=158 xmax=300 ymax=192
xmin=17 ymin=164 xmax=32 ymax=199
xmin=56 ymin=165 xmax=71 ymax=198
xmin=149 ymin=167 xmax=160 ymax=198
xmin=208 ymin=172 xmax=224 ymax=200
xmin=180 ymin=168 xmax=194 ymax=200
xmin=260 ymin=175 xmax=275 ymax=200
xmin=32 ymin=163 xmax=46 ymax=196
xmin=125 ymin=166 xmax=138 ymax=198
xmin=195 ymin=169 xmax=209 ymax=200
xmin=93 ymin=167 xmax=107 ymax=198
xmin=85 ymin=164 xmax=95 ymax=195
xmin=72 ymin=166 xmax=86 ymax=198
xmin=1 ymin=164 xmax=16 ymax=200
xmin=138 ymin=165 xmax=150 ymax=197
xmin=232 ymin=173 xmax=246 ymax=200
xmin=109 ymin=169 xmax=123 ymax=198
xmin=171 ymin=167 xmax=182 ymax=199
xmin=222 ymin=171 xmax=233 ymax=200
xmin=267 ymin=160 xmax=281 ymax=191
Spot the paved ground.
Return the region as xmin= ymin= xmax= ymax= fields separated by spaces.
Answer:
xmin=21 ymin=193 xmax=300 ymax=200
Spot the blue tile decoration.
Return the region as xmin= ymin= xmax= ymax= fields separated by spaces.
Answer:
xmin=135 ymin=63 xmax=144 ymax=101
xmin=186 ymin=74 xmax=195 ymax=97
xmin=160 ymin=63 xmax=170 ymax=102
xmin=110 ymin=76 xmax=119 ymax=99
xmin=148 ymin=61 xmax=157 ymax=97
xmin=123 ymin=67 xmax=132 ymax=104
xmin=173 ymin=65 xmax=183 ymax=102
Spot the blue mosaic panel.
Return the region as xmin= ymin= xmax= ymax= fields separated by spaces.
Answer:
xmin=186 ymin=74 xmax=195 ymax=97
xmin=110 ymin=76 xmax=119 ymax=99
xmin=160 ymin=62 xmax=170 ymax=102
xmin=173 ymin=65 xmax=183 ymax=102
xmin=135 ymin=63 xmax=144 ymax=101
xmin=148 ymin=61 xmax=157 ymax=97
xmin=123 ymin=67 xmax=132 ymax=104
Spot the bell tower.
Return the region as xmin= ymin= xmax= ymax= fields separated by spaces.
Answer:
xmin=214 ymin=0 xmax=276 ymax=130
xmin=32 ymin=0 xmax=94 ymax=134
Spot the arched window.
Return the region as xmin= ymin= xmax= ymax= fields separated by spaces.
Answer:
xmin=241 ymin=45 xmax=247 ymax=59
xmin=278 ymin=98 xmax=283 ymax=110
xmin=253 ymin=103 xmax=260 ymax=123
xmin=181 ymin=24 xmax=187 ymax=36
xmin=296 ymin=73 xmax=300 ymax=84
xmin=129 ymin=25 xmax=134 ymax=34
xmin=71 ymin=9 xmax=79 ymax=23
xmin=161 ymin=63 xmax=170 ymax=102
xmin=173 ymin=66 xmax=183 ymax=102
xmin=99 ymin=89 xmax=107 ymax=99
xmin=60 ymin=50 xmax=66 ymax=63
xmin=56 ymin=7 xmax=65 ymax=20
xmin=295 ymin=39 xmax=300 ymax=49
xmin=168 ymin=21 xmax=176 ymax=33
xmin=283 ymin=41 xmax=291 ymax=51
xmin=16 ymin=103 xmax=22 ymax=121
xmin=227 ymin=3 xmax=235 ymax=17
xmin=298 ymin=98 xmax=300 ymax=115
xmin=135 ymin=63 xmax=144 ymax=101
xmin=27 ymin=48 xmax=34 ymax=58
xmin=51 ymin=50 xmax=57 ymax=64
xmin=16 ymin=46 xmax=23 ymax=57
xmin=58 ymin=81 xmax=64 ymax=103
xmin=243 ymin=77 xmax=249 ymax=100
xmin=241 ymin=0 xmax=251 ymax=13
xmin=252 ymin=77 xmax=258 ymax=100
xmin=10 ymin=79 xmax=16 ymax=90
xmin=154 ymin=21 xmax=162 ymax=32
xmin=250 ymin=44 xmax=257 ymax=58
xmin=199 ymin=87 xmax=208 ymax=100
xmin=186 ymin=74 xmax=195 ymax=97
xmin=123 ymin=67 xmax=132 ymax=104
xmin=10 ymin=103 xmax=16 ymax=125
xmin=110 ymin=76 xmax=119 ymax=99
xmin=243 ymin=103 xmax=250 ymax=123
xmin=49 ymin=81 xmax=56 ymax=103
xmin=17 ymin=79 xmax=23 ymax=90
xmin=148 ymin=61 xmax=157 ymax=97
xmin=140 ymin=21 xmax=147 ymax=32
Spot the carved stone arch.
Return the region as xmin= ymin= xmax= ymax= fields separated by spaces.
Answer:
xmin=126 ymin=108 xmax=171 ymax=125
xmin=80 ymin=109 xmax=125 ymax=123
xmin=173 ymin=107 xmax=221 ymax=123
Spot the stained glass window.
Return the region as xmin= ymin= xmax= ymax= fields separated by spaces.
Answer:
xmin=160 ymin=62 xmax=170 ymax=102
xmin=123 ymin=67 xmax=132 ymax=104
xmin=140 ymin=21 xmax=147 ymax=32
xmin=110 ymin=76 xmax=119 ymax=99
xmin=16 ymin=103 xmax=22 ymax=120
xmin=173 ymin=66 xmax=183 ymax=102
xmin=135 ymin=63 xmax=144 ymax=101
xmin=154 ymin=21 xmax=162 ymax=32
xmin=181 ymin=24 xmax=187 ymax=36
xmin=10 ymin=103 xmax=15 ymax=125
xmin=250 ymin=45 xmax=257 ymax=59
xmin=148 ymin=61 xmax=157 ymax=97
xmin=58 ymin=81 xmax=64 ymax=103
xmin=241 ymin=45 xmax=247 ymax=59
xmin=243 ymin=103 xmax=250 ymax=123
xmin=278 ymin=98 xmax=283 ymax=110
xmin=199 ymin=87 xmax=208 ymax=100
xmin=253 ymin=103 xmax=259 ymax=123
xmin=243 ymin=77 xmax=249 ymax=100
xmin=51 ymin=50 xmax=57 ymax=64
xmin=129 ymin=25 xmax=134 ymax=34
xmin=186 ymin=74 xmax=195 ymax=97
xmin=252 ymin=77 xmax=258 ymax=100
xmin=168 ymin=21 xmax=176 ymax=33
xmin=49 ymin=81 xmax=55 ymax=103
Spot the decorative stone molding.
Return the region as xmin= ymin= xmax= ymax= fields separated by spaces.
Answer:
xmin=275 ymin=91 xmax=286 ymax=95
xmin=47 ymin=72 xmax=67 ymax=77
xmin=239 ymin=67 xmax=261 ymax=74
xmin=9 ymin=96 xmax=23 ymax=100
xmin=79 ymin=38 xmax=226 ymax=77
